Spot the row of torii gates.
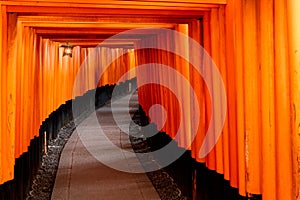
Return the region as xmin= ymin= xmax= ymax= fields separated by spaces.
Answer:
xmin=0 ymin=0 xmax=300 ymax=199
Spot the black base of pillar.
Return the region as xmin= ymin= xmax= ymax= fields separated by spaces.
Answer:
xmin=0 ymin=78 xmax=137 ymax=200
xmin=138 ymin=106 xmax=262 ymax=200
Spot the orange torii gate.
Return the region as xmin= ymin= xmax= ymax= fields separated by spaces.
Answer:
xmin=0 ymin=0 xmax=299 ymax=199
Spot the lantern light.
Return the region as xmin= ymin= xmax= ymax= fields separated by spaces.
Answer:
xmin=60 ymin=42 xmax=74 ymax=58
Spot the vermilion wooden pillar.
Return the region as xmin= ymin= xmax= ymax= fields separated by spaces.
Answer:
xmin=0 ymin=1 xmax=299 ymax=199
xmin=287 ymin=1 xmax=300 ymax=197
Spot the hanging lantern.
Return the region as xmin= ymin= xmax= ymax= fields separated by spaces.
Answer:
xmin=60 ymin=42 xmax=74 ymax=58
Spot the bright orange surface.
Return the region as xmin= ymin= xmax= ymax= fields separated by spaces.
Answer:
xmin=0 ymin=1 xmax=299 ymax=200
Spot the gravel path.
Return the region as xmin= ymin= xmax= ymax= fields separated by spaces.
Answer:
xmin=129 ymin=107 xmax=187 ymax=200
xmin=26 ymin=110 xmax=92 ymax=200
xmin=26 ymin=122 xmax=76 ymax=200
xmin=25 ymin=99 xmax=186 ymax=200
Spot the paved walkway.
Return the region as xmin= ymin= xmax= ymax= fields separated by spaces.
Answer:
xmin=51 ymin=93 xmax=160 ymax=200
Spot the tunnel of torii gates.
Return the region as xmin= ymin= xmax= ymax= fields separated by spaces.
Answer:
xmin=0 ymin=0 xmax=300 ymax=199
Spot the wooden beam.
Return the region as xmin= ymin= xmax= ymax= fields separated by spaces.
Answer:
xmin=5 ymin=4 xmax=215 ymax=14
xmin=60 ymin=42 xmax=135 ymax=48
xmin=34 ymin=27 xmax=176 ymax=34
xmin=20 ymin=21 xmax=176 ymax=29
xmin=53 ymin=39 xmax=139 ymax=43
xmin=4 ymin=0 xmax=226 ymax=4
xmin=17 ymin=15 xmax=193 ymax=23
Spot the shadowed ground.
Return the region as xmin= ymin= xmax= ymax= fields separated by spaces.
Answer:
xmin=51 ymin=93 xmax=160 ymax=200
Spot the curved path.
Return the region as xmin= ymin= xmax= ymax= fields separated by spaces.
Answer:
xmin=51 ymin=93 xmax=160 ymax=200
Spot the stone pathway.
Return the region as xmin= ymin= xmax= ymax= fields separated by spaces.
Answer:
xmin=51 ymin=93 xmax=160 ymax=200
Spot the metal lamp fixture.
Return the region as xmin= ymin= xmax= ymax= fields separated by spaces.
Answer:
xmin=60 ymin=42 xmax=74 ymax=58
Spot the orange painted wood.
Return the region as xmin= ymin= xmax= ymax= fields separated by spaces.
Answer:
xmin=174 ymin=24 xmax=191 ymax=148
xmin=287 ymin=0 xmax=300 ymax=198
xmin=3 ymin=1 xmax=223 ymax=13
xmin=242 ymin=0 xmax=261 ymax=194
xmin=231 ymin=0 xmax=246 ymax=195
xmin=202 ymin=7 xmax=219 ymax=173
xmin=0 ymin=6 xmax=3 ymax=183
xmin=6 ymin=13 xmax=17 ymax=174
xmin=0 ymin=5 xmax=13 ymax=184
xmin=259 ymin=0 xmax=276 ymax=199
xmin=0 ymin=2 xmax=299 ymax=199
xmin=216 ymin=6 xmax=230 ymax=183
xmin=210 ymin=7 xmax=225 ymax=176
xmin=5 ymin=0 xmax=227 ymax=4
xmin=188 ymin=19 xmax=206 ymax=163
xmin=274 ymin=0 xmax=293 ymax=199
